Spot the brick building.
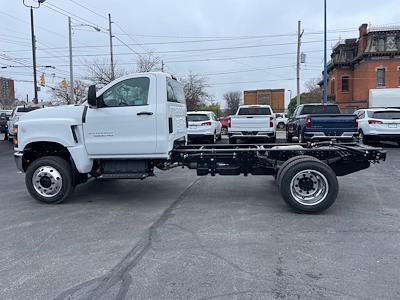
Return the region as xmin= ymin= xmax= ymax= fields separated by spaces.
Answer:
xmin=325 ymin=24 xmax=400 ymax=112
xmin=243 ymin=89 xmax=285 ymax=113
xmin=0 ymin=77 xmax=15 ymax=101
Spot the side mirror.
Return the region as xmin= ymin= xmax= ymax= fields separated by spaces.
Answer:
xmin=88 ymin=85 xmax=97 ymax=107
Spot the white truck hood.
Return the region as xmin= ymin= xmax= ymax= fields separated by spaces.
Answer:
xmin=19 ymin=105 xmax=86 ymax=125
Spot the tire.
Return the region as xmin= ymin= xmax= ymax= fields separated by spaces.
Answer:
xmin=210 ymin=132 xmax=217 ymax=144
xmin=359 ymin=130 xmax=368 ymax=145
xmin=25 ymin=156 xmax=74 ymax=204
xmin=298 ymin=130 xmax=305 ymax=143
xmin=221 ymin=127 xmax=228 ymax=135
xmin=277 ymin=122 xmax=285 ymax=129
xmin=279 ymin=158 xmax=338 ymax=213
xmin=217 ymin=132 xmax=222 ymax=141
xmin=276 ymin=155 xmax=320 ymax=187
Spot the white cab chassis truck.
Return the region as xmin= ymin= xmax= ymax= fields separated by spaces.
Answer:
xmin=13 ymin=72 xmax=386 ymax=213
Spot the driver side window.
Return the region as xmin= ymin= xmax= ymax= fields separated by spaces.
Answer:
xmin=102 ymin=77 xmax=150 ymax=107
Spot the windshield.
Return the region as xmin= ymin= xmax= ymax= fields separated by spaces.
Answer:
xmin=371 ymin=111 xmax=400 ymax=119
xmin=187 ymin=114 xmax=209 ymax=122
xmin=301 ymin=105 xmax=341 ymax=115
xmin=237 ymin=107 xmax=272 ymax=115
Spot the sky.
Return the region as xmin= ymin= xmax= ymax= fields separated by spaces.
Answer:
xmin=1 ymin=0 xmax=399 ymax=108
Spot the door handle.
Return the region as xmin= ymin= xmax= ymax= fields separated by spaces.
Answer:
xmin=137 ymin=111 xmax=153 ymax=116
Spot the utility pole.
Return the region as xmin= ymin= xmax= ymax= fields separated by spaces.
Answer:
xmin=161 ymin=60 xmax=165 ymax=72
xmin=68 ymin=17 xmax=74 ymax=104
xmin=323 ymin=0 xmax=328 ymax=104
xmin=296 ymin=20 xmax=304 ymax=107
xmin=108 ymin=13 xmax=115 ymax=80
xmin=30 ymin=7 xmax=38 ymax=104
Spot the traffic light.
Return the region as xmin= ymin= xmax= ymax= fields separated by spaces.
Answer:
xmin=39 ymin=73 xmax=45 ymax=86
xmin=61 ymin=79 xmax=68 ymax=89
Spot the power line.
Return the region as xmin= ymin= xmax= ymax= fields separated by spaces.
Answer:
xmin=66 ymin=0 xmax=108 ymax=20
xmin=42 ymin=3 xmax=108 ymax=32
xmin=11 ymin=39 xmax=332 ymax=60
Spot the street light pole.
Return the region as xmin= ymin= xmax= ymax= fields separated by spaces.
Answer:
xmin=30 ymin=6 xmax=38 ymax=104
xmin=323 ymin=0 xmax=328 ymax=104
xmin=68 ymin=16 xmax=74 ymax=104
xmin=24 ymin=0 xmax=46 ymax=105
xmin=108 ymin=13 xmax=115 ymax=80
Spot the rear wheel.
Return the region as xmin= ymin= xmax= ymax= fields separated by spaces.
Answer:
xmin=298 ymin=130 xmax=305 ymax=143
xmin=279 ymin=158 xmax=338 ymax=213
xmin=25 ymin=156 xmax=74 ymax=204
xmin=277 ymin=122 xmax=285 ymax=129
xmin=221 ymin=127 xmax=228 ymax=135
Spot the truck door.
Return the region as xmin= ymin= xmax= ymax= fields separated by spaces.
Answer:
xmin=83 ymin=75 xmax=157 ymax=156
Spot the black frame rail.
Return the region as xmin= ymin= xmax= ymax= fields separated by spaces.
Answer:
xmin=172 ymin=142 xmax=386 ymax=177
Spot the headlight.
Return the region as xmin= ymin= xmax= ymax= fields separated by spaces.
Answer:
xmin=12 ymin=125 xmax=18 ymax=147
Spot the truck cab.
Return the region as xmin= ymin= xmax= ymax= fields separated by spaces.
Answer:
xmin=14 ymin=72 xmax=187 ymax=203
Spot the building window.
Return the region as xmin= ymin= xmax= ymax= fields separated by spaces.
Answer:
xmin=341 ymin=76 xmax=350 ymax=92
xmin=331 ymin=79 xmax=335 ymax=95
xmin=377 ymin=68 xmax=386 ymax=87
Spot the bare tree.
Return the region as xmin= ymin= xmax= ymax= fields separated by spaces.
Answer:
xmin=181 ymin=72 xmax=211 ymax=111
xmin=86 ymin=59 xmax=127 ymax=88
xmin=223 ymin=91 xmax=242 ymax=115
xmin=0 ymin=97 xmax=17 ymax=109
xmin=136 ymin=52 xmax=162 ymax=73
xmin=48 ymin=79 xmax=88 ymax=105
xmin=303 ymin=78 xmax=323 ymax=103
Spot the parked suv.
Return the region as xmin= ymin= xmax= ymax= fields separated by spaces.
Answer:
xmin=355 ymin=108 xmax=400 ymax=145
xmin=275 ymin=113 xmax=288 ymax=129
xmin=187 ymin=111 xmax=222 ymax=143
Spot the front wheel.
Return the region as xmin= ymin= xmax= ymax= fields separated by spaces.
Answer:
xmin=279 ymin=158 xmax=338 ymax=213
xmin=25 ymin=156 xmax=75 ymax=204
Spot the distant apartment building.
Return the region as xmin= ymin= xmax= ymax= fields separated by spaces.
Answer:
xmin=0 ymin=77 xmax=15 ymax=100
xmin=243 ymin=89 xmax=285 ymax=113
xmin=323 ymin=24 xmax=400 ymax=112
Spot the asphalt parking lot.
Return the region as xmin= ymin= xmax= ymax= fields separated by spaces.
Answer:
xmin=1 ymin=135 xmax=400 ymax=300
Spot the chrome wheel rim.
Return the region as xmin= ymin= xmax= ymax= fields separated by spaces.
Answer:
xmin=32 ymin=166 xmax=63 ymax=198
xmin=290 ymin=169 xmax=329 ymax=206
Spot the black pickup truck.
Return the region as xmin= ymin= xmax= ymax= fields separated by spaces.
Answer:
xmin=286 ymin=104 xmax=358 ymax=143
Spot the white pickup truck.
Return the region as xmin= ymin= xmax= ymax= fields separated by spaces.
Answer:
xmin=228 ymin=105 xmax=276 ymax=143
xmin=13 ymin=72 xmax=187 ymax=203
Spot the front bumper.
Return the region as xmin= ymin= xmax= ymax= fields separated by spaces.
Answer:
xmin=14 ymin=151 xmax=24 ymax=172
